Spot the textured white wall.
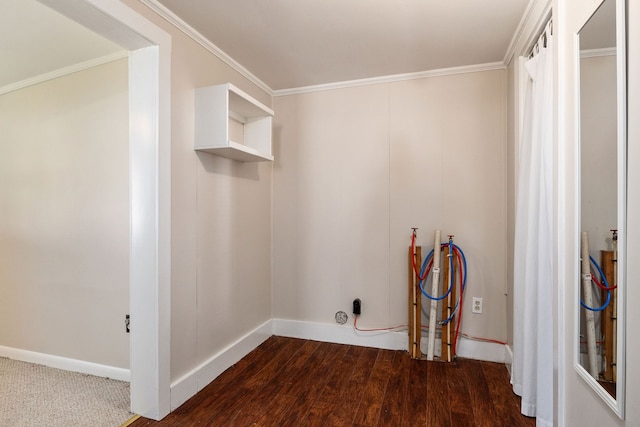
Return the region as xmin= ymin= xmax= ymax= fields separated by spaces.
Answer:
xmin=273 ymin=69 xmax=507 ymax=343
xmin=0 ymin=59 xmax=129 ymax=368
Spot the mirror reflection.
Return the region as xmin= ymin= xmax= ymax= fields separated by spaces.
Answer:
xmin=578 ymin=0 xmax=618 ymax=400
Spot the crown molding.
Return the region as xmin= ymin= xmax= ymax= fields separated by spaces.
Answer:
xmin=580 ymin=47 xmax=616 ymax=58
xmin=138 ymin=1 xmax=541 ymax=97
xmin=139 ymin=0 xmax=273 ymax=96
xmin=502 ymin=0 xmax=553 ymax=66
xmin=273 ymin=62 xmax=506 ymax=97
xmin=0 ymin=51 xmax=127 ymax=96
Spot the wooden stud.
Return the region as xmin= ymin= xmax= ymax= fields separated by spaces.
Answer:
xmin=441 ymin=245 xmax=456 ymax=362
xmin=600 ymin=250 xmax=615 ymax=382
xmin=409 ymin=245 xmax=422 ymax=359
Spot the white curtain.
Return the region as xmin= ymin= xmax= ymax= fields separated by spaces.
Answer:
xmin=512 ymin=20 xmax=554 ymax=427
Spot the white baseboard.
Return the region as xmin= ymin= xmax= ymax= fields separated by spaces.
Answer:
xmin=505 ymin=344 xmax=514 ymax=376
xmin=272 ymin=319 xmax=506 ymax=363
xmin=169 ymin=319 xmax=272 ymax=411
xmin=418 ymin=335 xmax=507 ymax=363
xmin=456 ymin=337 xmax=507 ymax=363
xmin=272 ymin=318 xmax=408 ymax=350
xmin=0 ymin=345 xmax=130 ymax=381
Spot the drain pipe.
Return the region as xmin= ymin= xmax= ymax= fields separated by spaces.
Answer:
xmin=581 ymin=231 xmax=599 ymax=378
xmin=426 ymin=229 xmax=441 ymax=361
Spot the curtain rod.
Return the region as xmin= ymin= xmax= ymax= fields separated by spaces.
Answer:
xmin=529 ymin=18 xmax=553 ymax=59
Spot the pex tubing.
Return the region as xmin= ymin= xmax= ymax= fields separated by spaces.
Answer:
xmin=411 ymin=230 xmax=467 ymax=359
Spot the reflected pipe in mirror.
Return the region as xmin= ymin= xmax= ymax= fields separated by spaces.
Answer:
xmin=576 ymin=0 xmax=626 ymax=418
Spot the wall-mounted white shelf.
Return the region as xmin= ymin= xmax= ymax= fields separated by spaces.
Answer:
xmin=195 ymin=83 xmax=274 ymax=162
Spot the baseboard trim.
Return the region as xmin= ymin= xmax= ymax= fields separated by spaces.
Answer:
xmin=0 ymin=345 xmax=130 ymax=381
xmin=273 ymin=318 xmax=506 ymax=363
xmin=456 ymin=337 xmax=507 ymax=363
xmin=504 ymin=344 xmax=514 ymax=376
xmin=169 ymin=319 xmax=272 ymax=411
xmin=272 ymin=318 xmax=408 ymax=350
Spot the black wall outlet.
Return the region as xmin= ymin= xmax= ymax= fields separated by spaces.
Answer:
xmin=353 ymin=298 xmax=361 ymax=315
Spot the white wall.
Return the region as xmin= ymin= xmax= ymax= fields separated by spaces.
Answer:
xmin=0 ymin=59 xmax=129 ymax=368
xmin=273 ymin=70 xmax=507 ymax=345
xmin=558 ymin=0 xmax=640 ymax=425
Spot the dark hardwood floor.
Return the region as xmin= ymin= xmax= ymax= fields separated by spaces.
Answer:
xmin=130 ymin=336 xmax=535 ymax=426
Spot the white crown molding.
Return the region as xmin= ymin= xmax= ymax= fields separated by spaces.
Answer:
xmin=138 ymin=1 xmax=545 ymax=96
xmin=502 ymin=0 xmax=538 ymax=64
xmin=502 ymin=0 xmax=553 ymax=65
xmin=273 ymin=62 xmax=506 ymax=97
xmin=0 ymin=51 xmax=127 ymax=96
xmin=580 ymin=47 xmax=617 ymax=58
xmin=139 ymin=0 xmax=273 ymax=96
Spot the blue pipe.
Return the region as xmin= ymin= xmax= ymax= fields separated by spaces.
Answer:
xmin=580 ymin=256 xmax=611 ymax=311
xmin=580 ymin=289 xmax=610 ymax=312
xmin=419 ymin=243 xmax=467 ymax=301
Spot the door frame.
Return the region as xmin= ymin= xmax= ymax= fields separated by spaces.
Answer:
xmin=39 ymin=0 xmax=172 ymax=419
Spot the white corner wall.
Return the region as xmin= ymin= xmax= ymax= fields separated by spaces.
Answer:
xmin=0 ymin=59 xmax=130 ymax=368
xmin=272 ymin=69 xmax=508 ymax=349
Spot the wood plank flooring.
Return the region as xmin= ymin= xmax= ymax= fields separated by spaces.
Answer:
xmin=130 ymin=336 xmax=535 ymax=427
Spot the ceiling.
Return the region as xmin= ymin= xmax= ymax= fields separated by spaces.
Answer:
xmin=156 ymin=0 xmax=530 ymax=90
xmin=2 ymin=0 xmax=532 ymax=93
xmin=0 ymin=0 xmax=123 ymax=90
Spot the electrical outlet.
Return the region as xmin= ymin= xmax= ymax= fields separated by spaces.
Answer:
xmin=353 ymin=298 xmax=361 ymax=315
xmin=472 ymin=297 xmax=483 ymax=314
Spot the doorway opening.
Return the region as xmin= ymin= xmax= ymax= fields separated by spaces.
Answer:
xmin=36 ymin=0 xmax=172 ymax=419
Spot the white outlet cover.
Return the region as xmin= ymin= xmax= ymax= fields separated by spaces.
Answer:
xmin=472 ymin=297 xmax=483 ymax=314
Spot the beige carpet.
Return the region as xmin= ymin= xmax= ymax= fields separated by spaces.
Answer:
xmin=0 ymin=357 xmax=134 ymax=427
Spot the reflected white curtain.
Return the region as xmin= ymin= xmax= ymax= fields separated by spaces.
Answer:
xmin=512 ymin=20 xmax=554 ymax=427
